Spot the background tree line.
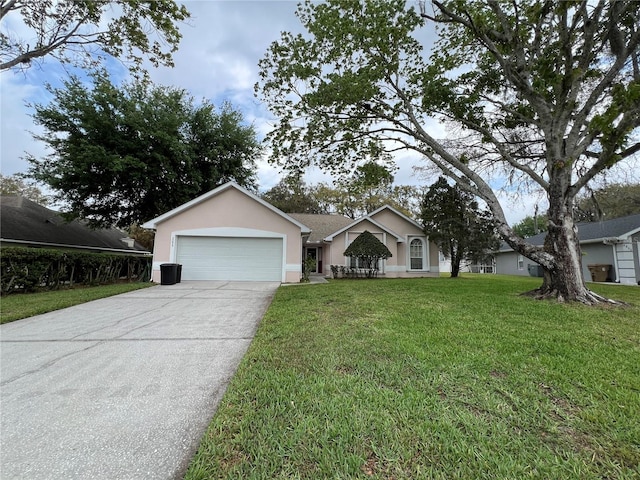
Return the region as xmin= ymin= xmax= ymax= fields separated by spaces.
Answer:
xmin=512 ymin=183 xmax=640 ymax=238
xmin=261 ymin=163 xmax=423 ymax=219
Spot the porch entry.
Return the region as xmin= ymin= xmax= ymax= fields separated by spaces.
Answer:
xmin=304 ymin=247 xmax=322 ymax=274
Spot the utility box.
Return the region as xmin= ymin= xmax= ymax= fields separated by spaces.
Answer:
xmin=587 ymin=264 xmax=612 ymax=282
xmin=527 ymin=264 xmax=544 ymax=277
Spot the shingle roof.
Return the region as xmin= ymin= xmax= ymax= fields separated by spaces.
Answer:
xmin=1 ymin=196 xmax=149 ymax=253
xmin=575 ymin=213 xmax=640 ymax=241
xmin=499 ymin=213 xmax=640 ymax=251
xmin=288 ymin=213 xmax=354 ymax=243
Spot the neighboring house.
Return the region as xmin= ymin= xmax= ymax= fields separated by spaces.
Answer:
xmin=0 ymin=195 xmax=149 ymax=256
xmin=438 ymin=253 xmax=496 ymax=274
xmin=495 ymin=213 xmax=640 ymax=285
xmin=141 ymin=181 xmax=439 ymax=283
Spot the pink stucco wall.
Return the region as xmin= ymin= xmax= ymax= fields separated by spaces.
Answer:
xmin=149 ymin=187 xmax=303 ymax=283
xmin=323 ymin=212 xmax=439 ymax=278
xmin=370 ymin=209 xmax=439 ymax=275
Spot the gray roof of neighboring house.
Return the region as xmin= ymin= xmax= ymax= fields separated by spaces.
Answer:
xmin=575 ymin=213 xmax=640 ymax=241
xmin=499 ymin=213 xmax=640 ymax=251
xmin=1 ymin=196 xmax=149 ymax=254
xmin=288 ymin=213 xmax=354 ymax=243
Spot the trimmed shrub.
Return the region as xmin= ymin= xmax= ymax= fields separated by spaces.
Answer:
xmin=343 ymin=230 xmax=392 ymax=278
xmin=1 ymin=247 xmax=151 ymax=295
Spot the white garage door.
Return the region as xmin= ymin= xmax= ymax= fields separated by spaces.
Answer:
xmin=176 ymin=236 xmax=283 ymax=281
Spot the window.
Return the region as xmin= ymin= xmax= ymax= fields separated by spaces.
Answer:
xmin=349 ymin=256 xmax=379 ymax=269
xmin=410 ymin=238 xmax=424 ymax=270
xmin=517 ymin=255 xmax=524 ymax=270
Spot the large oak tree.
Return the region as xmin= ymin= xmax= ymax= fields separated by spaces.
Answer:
xmin=28 ymin=71 xmax=260 ymax=228
xmin=0 ymin=0 xmax=189 ymax=73
xmin=261 ymin=174 xmax=325 ymax=214
xmin=257 ymin=0 xmax=640 ymax=304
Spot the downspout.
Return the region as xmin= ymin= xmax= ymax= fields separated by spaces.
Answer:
xmin=611 ymin=242 xmax=620 ymax=283
xmin=636 ymin=240 xmax=640 ymax=285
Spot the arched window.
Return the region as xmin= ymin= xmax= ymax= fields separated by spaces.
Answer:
xmin=410 ymin=238 xmax=424 ymax=270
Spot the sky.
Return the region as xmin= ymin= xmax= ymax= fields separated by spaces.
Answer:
xmin=1 ymin=1 xmax=308 ymax=186
xmin=4 ymin=0 xmax=633 ymax=225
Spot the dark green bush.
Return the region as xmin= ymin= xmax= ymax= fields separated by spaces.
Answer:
xmin=343 ymin=230 xmax=392 ymax=278
xmin=1 ymin=247 xmax=151 ymax=295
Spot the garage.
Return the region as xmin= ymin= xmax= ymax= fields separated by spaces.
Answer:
xmin=175 ymin=236 xmax=284 ymax=281
xmin=142 ymin=182 xmax=310 ymax=283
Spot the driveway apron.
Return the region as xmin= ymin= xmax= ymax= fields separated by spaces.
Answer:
xmin=0 ymin=281 xmax=279 ymax=480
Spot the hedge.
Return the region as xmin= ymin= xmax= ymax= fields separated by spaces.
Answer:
xmin=1 ymin=247 xmax=151 ymax=295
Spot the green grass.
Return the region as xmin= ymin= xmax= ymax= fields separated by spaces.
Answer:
xmin=0 ymin=282 xmax=153 ymax=324
xmin=186 ymin=275 xmax=640 ymax=479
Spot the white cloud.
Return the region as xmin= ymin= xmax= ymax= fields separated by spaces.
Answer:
xmin=0 ymin=76 xmax=47 ymax=175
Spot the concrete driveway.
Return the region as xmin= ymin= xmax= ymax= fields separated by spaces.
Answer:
xmin=0 ymin=281 xmax=279 ymax=480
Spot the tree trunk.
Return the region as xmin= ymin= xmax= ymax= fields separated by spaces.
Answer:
xmin=522 ymin=192 xmax=617 ymax=304
xmin=450 ymin=248 xmax=461 ymax=278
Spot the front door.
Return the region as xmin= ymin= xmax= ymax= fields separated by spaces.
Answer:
xmin=306 ymin=247 xmax=317 ymax=274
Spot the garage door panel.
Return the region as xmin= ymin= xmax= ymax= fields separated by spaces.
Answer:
xmin=176 ymin=236 xmax=283 ymax=281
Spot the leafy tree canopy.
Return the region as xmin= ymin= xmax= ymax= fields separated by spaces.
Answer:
xmin=27 ymin=71 xmax=260 ymax=228
xmin=0 ymin=173 xmax=50 ymax=206
xmin=574 ymin=183 xmax=640 ymax=222
xmin=262 ymin=174 xmax=324 ymax=213
xmin=317 ymin=161 xmax=420 ymax=219
xmin=512 ymin=214 xmax=549 ymax=238
xmin=420 ymin=177 xmax=499 ymax=277
xmin=262 ymin=162 xmax=421 ymax=218
xmin=0 ymin=0 xmax=190 ymax=74
xmin=257 ymin=0 xmax=640 ymax=304
xmin=314 ymin=182 xmax=420 ymax=219
xmin=331 ymin=161 xmax=398 ymax=218
xmin=127 ymin=224 xmax=155 ymax=252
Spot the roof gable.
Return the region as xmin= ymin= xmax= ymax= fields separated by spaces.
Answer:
xmin=577 ymin=213 xmax=640 ymax=241
xmin=141 ymin=181 xmax=311 ymax=233
xmin=324 ymin=212 xmax=405 ymax=242
xmin=368 ymin=205 xmax=423 ymax=230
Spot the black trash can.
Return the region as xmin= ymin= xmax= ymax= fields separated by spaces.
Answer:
xmin=176 ymin=264 xmax=182 ymax=283
xmin=160 ymin=263 xmax=178 ymax=285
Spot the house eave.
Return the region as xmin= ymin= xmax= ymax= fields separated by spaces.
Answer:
xmin=497 ymin=236 xmax=627 ymax=253
xmin=1 ymin=238 xmax=151 ymax=255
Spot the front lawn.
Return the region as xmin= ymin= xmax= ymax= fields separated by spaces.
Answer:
xmin=0 ymin=282 xmax=153 ymax=324
xmin=186 ymin=275 xmax=639 ymax=479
